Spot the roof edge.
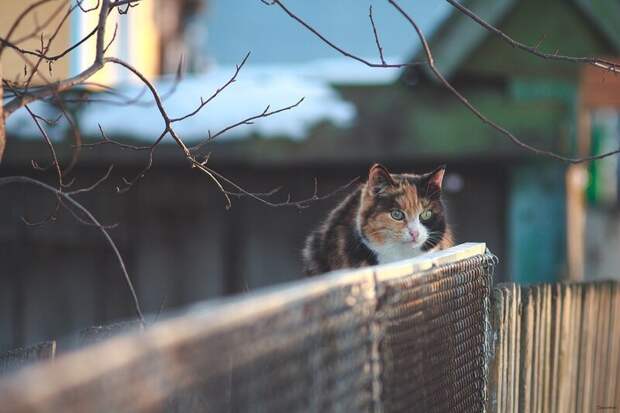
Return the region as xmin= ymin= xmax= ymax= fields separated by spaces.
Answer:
xmin=411 ymin=0 xmax=516 ymax=80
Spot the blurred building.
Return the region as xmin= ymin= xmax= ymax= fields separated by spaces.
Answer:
xmin=0 ymin=0 xmax=194 ymax=85
xmin=2 ymin=0 xmax=620 ymax=351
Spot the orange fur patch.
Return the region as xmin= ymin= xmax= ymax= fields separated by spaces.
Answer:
xmin=360 ymin=179 xmax=429 ymax=245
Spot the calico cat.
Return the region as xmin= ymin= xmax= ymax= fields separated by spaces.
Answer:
xmin=302 ymin=163 xmax=453 ymax=276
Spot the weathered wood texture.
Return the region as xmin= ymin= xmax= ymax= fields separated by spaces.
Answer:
xmin=488 ymin=281 xmax=620 ymax=412
xmin=0 ymin=341 xmax=55 ymax=375
xmin=0 ymin=243 xmax=494 ymax=413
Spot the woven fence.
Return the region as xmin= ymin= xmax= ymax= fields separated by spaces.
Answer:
xmin=3 ymin=243 xmax=619 ymax=412
xmin=489 ymin=282 xmax=620 ymax=412
xmin=0 ymin=243 xmax=494 ymax=413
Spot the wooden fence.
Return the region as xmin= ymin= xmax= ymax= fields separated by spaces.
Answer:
xmin=0 ymin=243 xmax=494 ymax=413
xmin=489 ymin=282 xmax=620 ymax=412
xmin=0 ymin=243 xmax=619 ymax=412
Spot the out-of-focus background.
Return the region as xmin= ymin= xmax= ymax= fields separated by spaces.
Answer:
xmin=1 ymin=0 xmax=620 ymax=351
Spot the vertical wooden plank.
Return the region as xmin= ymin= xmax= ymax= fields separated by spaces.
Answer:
xmin=541 ymin=284 xmax=553 ymax=413
xmin=593 ymin=284 xmax=610 ymax=410
xmin=578 ymin=285 xmax=596 ymax=412
xmin=556 ymin=284 xmax=570 ymax=413
xmin=549 ymin=284 xmax=562 ymax=413
xmin=500 ymin=287 xmax=510 ymax=413
xmin=512 ymin=285 xmax=522 ymax=413
xmin=506 ymin=285 xmax=516 ymax=412
xmin=570 ymin=284 xmax=583 ymax=413
xmin=565 ymin=165 xmax=587 ymax=281
xmin=0 ymin=242 xmax=17 ymax=352
xmin=532 ymin=286 xmax=542 ymax=413
xmin=520 ymin=287 xmax=534 ymax=413
xmin=490 ymin=287 xmax=506 ymax=413
xmin=23 ymin=246 xmax=98 ymax=347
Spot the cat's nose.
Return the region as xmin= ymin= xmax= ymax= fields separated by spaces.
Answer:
xmin=408 ymin=228 xmax=419 ymax=241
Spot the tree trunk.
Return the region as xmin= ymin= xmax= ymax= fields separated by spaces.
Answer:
xmin=0 ymin=62 xmax=5 ymax=163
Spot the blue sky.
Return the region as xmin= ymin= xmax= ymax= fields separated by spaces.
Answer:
xmin=200 ymin=0 xmax=451 ymax=65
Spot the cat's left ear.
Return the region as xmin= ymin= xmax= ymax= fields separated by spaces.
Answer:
xmin=367 ymin=163 xmax=396 ymax=195
xmin=426 ymin=164 xmax=446 ymax=191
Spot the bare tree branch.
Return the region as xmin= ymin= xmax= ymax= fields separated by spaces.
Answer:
xmin=445 ymin=0 xmax=620 ymax=74
xmin=263 ymin=0 xmax=620 ymax=163
xmin=368 ymin=6 xmax=386 ymax=65
xmin=190 ymin=97 xmax=305 ymax=151
xmin=170 ymin=51 xmax=250 ymax=123
xmin=67 ymin=164 xmax=114 ymax=195
xmin=387 ymin=0 xmax=620 ymax=163
xmin=260 ymin=0 xmax=424 ymax=69
xmin=1 ymin=0 xmax=137 ymax=117
xmin=209 ymin=169 xmax=362 ymax=209
xmin=24 ymin=104 xmax=64 ymax=188
xmin=0 ymin=175 xmax=144 ymax=325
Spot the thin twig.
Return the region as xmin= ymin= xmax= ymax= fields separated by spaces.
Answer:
xmin=369 ymin=6 xmax=386 ymax=65
xmin=445 ymin=0 xmax=620 ymax=74
xmin=261 ymin=0 xmax=423 ymax=69
xmin=207 ymin=168 xmax=361 ymax=209
xmin=67 ymin=164 xmax=114 ymax=195
xmin=0 ymin=176 xmax=144 ymax=325
xmin=170 ymin=52 xmax=251 ymax=123
xmin=190 ymin=97 xmax=305 ymax=151
xmin=265 ymin=0 xmax=620 ymax=163
xmin=387 ymin=0 xmax=620 ymax=163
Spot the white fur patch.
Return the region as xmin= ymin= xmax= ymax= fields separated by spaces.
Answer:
xmin=360 ymin=215 xmax=437 ymax=265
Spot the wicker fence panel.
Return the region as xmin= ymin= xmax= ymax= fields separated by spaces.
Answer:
xmin=377 ymin=252 xmax=495 ymax=412
xmin=0 ymin=243 xmax=495 ymax=413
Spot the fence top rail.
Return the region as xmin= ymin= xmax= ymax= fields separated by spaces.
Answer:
xmin=181 ymin=241 xmax=487 ymax=325
xmin=0 ymin=242 xmax=489 ymax=412
xmin=373 ymin=242 xmax=487 ymax=282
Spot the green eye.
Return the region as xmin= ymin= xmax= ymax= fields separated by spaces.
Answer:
xmin=420 ymin=210 xmax=432 ymax=221
xmin=390 ymin=209 xmax=405 ymax=221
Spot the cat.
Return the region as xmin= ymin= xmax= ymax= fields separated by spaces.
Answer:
xmin=302 ymin=163 xmax=453 ymax=276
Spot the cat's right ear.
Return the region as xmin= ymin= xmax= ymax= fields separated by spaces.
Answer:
xmin=367 ymin=163 xmax=395 ymax=196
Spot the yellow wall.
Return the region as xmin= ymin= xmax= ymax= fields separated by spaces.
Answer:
xmin=75 ymin=0 xmax=160 ymax=85
xmin=1 ymin=0 xmax=160 ymax=86
xmin=0 ymin=0 xmax=71 ymax=84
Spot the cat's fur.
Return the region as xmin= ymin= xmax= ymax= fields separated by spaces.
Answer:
xmin=302 ymin=163 xmax=453 ymax=276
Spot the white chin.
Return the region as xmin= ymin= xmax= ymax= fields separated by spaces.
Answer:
xmin=369 ymin=240 xmax=426 ymax=265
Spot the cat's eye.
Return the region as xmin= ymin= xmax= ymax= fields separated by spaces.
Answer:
xmin=420 ymin=210 xmax=432 ymax=221
xmin=390 ymin=209 xmax=405 ymax=221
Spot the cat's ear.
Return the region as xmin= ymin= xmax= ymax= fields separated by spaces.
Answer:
xmin=425 ymin=164 xmax=446 ymax=192
xmin=367 ymin=163 xmax=395 ymax=195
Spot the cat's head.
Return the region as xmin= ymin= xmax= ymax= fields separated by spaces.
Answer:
xmin=358 ymin=163 xmax=448 ymax=253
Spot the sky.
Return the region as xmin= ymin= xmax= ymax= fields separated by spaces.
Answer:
xmin=199 ymin=0 xmax=451 ymax=66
